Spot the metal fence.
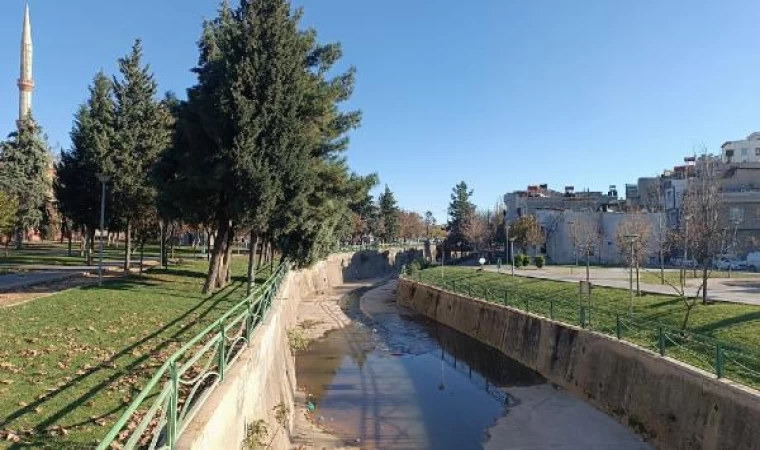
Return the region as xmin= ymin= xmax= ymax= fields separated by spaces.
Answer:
xmin=97 ymin=263 xmax=288 ymax=450
xmin=401 ymin=267 xmax=760 ymax=390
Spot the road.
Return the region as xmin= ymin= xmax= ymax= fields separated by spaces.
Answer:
xmin=483 ymin=265 xmax=760 ymax=306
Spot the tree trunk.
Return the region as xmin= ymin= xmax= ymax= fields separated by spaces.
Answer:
xmin=215 ymin=227 xmax=234 ymax=289
xmin=159 ymin=221 xmax=166 ymax=268
xmin=124 ymin=219 xmax=132 ymax=274
xmin=681 ymin=301 xmax=694 ymax=330
xmin=67 ymin=229 xmax=72 ymax=257
xmin=585 ymin=251 xmax=590 ymax=282
xmin=88 ymin=229 xmax=95 ymax=266
xmin=256 ymin=237 xmax=265 ymax=269
xmin=247 ymin=231 xmax=260 ymax=296
xmin=702 ymin=264 xmax=709 ymax=305
xmin=14 ymin=227 xmax=23 ymax=250
xmin=139 ymin=240 xmax=145 ymax=276
xmin=659 ymin=248 xmax=664 ymax=285
xmin=203 ymin=218 xmax=230 ymax=294
xmin=269 ymin=241 xmax=275 ymax=274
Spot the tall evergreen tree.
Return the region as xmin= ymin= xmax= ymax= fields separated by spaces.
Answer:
xmin=55 ymin=72 xmax=115 ymax=263
xmin=0 ymin=116 xmax=52 ymax=248
xmin=158 ymin=0 xmax=365 ymax=293
xmin=447 ymin=181 xmax=475 ymax=246
xmin=378 ymin=185 xmax=399 ymax=243
xmin=111 ymin=40 xmax=173 ymax=273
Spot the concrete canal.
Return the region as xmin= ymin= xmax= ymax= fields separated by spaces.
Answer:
xmin=295 ymin=281 xmax=650 ymax=449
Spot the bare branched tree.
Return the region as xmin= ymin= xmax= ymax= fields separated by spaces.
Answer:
xmin=642 ymin=178 xmax=670 ymax=284
xmin=615 ymin=213 xmax=652 ymax=296
xmin=571 ymin=216 xmax=602 ymax=282
xmin=682 ymin=155 xmax=724 ymax=305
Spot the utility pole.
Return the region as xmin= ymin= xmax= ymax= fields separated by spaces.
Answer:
xmin=503 ymin=208 xmax=509 ymax=264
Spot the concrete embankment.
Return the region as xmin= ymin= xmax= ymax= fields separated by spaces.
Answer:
xmin=177 ymin=250 xmax=418 ymax=450
xmin=396 ymin=278 xmax=760 ymax=450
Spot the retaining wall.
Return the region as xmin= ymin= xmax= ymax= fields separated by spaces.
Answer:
xmin=177 ymin=249 xmax=419 ymax=450
xmin=397 ymin=279 xmax=760 ymax=450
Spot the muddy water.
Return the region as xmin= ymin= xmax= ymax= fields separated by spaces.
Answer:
xmin=296 ymin=282 xmax=650 ymax=450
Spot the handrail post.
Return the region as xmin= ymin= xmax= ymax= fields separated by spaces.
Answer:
xmin=550 ymin=299 xmax=554 ymax=320
xmin=579 ymin=306 xmax=586 ymax=328
xmin=658 ymin=326 xmax=665 ymax=356
xmin=716 ymin=342 xmax=724 ymax=378
xmin=616 ymin=314 xmax=622 ymax=340
xmin=168 ymin=361 xmax=179 ymax=448
xmin=218 ymin=323 xmax=226 ymax=381
xmin=503 ymin=290 xmax=508 ymax=306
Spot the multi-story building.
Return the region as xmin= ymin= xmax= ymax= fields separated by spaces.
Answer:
xmin=535 ymin=210 xmax=667 ymax=265
xmin=503 ymin=184 xmax=623 ymax=223
xmin=722 ymin=132 xmax=760 ymax=164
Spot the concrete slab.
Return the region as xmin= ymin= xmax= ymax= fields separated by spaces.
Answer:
xmin=486 ymin=384 xmax=650 ymax=450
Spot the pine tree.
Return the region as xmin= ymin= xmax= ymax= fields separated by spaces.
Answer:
xmin=378 ymin=185 xmax=399 ymax=243
xmin=0 ymin=116 xmax=52 ymax=248
xmin=55 ymin=72 xmax=115 ymax=263
xmin=157 ymin=0 xmax=366 ymax=291
xmin=112 ymin=40 xmax=173 ymax=273
xmin=447 ymin=181 xmax=475 ymax=246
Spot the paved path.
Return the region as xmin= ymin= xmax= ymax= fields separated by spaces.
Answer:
xmin=482 ymin=265 xmax=760 ymax=306
xmin=0 ymin=271 xmax=79 ymax=292
xmin=0 ymin=260 xmax=160 ymax=291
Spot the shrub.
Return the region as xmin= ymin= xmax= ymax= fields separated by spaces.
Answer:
xmin=520 ymin=254 xmax=531 ymax=267
xmin=535 ymin=255 xmax=545 ymax=268
xmin=513 ymin=254 xmax=523 ymax=268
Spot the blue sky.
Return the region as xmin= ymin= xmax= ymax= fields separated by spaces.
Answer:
xmin=2 ymin=1 xmax=760 ymax=221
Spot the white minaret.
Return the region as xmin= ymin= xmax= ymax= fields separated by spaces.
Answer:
xmin=18 ymin=0 xmax=34 ymax=124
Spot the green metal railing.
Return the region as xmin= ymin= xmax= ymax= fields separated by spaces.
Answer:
xmin=97 ymin=263 xmax=288 ymax=450
xmin=401 ymin=266 xmax=760 ymax=390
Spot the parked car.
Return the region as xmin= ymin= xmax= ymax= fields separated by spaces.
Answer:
xmin=747 ymin=252 xmax=760 ymax=272
xmin=672 ymin=257 xmax=698 ymax=268
xmin=713 ymin=256 xmax=746 ymax=271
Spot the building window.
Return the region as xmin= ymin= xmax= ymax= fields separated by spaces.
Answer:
xmin=741 ymin=148 xmax=749 ymax=156
xmin=755 ymin=148 xmax=760 ymax=156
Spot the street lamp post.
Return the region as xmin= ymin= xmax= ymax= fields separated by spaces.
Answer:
xmin=96 ymin=174 xmax=111 ymax=287
xmin=681 ymin=214 xmax=691 ymax=291
xmin=503 ymin=208 xmax=509 ymax=263
xmin=625 ymin=234 xmax=639 ymax=316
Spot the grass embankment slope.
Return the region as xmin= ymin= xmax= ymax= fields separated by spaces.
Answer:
xmin=0 ymin=259 xmax=268 ymax=448
xmin=417 ymin=267 xmax=760 ymax=353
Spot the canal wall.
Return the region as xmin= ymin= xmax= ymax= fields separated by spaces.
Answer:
xmin=177 ymin=249 xmax=420 ymax=450
xmin=397 ymin=278 xmax=760 ymax=450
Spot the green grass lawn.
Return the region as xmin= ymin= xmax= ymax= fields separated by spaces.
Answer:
xmin=0 ymin=258 xmax=269 ymax=449
xmin=0 ymin=242 xmax=215 ymax=269
xmin=415 ymin=267 xmax=760 ymax=387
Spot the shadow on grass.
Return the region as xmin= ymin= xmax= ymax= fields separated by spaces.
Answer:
xmin=691 ymin=311 xmax=760 ymax=336
xmin=2 ymin=282 xmax=245 ymax=447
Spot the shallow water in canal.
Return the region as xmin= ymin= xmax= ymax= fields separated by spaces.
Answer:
xmin=295 ymin=282 xmax=650 ymax=450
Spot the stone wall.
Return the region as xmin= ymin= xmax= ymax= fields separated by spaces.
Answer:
xmin=397 ymin=279 xmax=760 ymax=450
xmin=177 ymin=249 xmax=419 ymax=450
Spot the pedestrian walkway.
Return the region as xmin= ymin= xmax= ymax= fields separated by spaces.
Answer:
xmin=482 ymin=265 xmax=760 ymax=306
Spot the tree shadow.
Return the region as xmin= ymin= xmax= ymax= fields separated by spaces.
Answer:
xmin=691 ymin=311 xmax=760 ymax=336
xmin=2 ymin=282 xmax=245 ymax=447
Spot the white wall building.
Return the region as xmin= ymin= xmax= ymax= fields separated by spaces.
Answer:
xmin=535 ymin=210 xmax=667 ymax=266
xmin=722 ymin=132 xmax=760 ymax=163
